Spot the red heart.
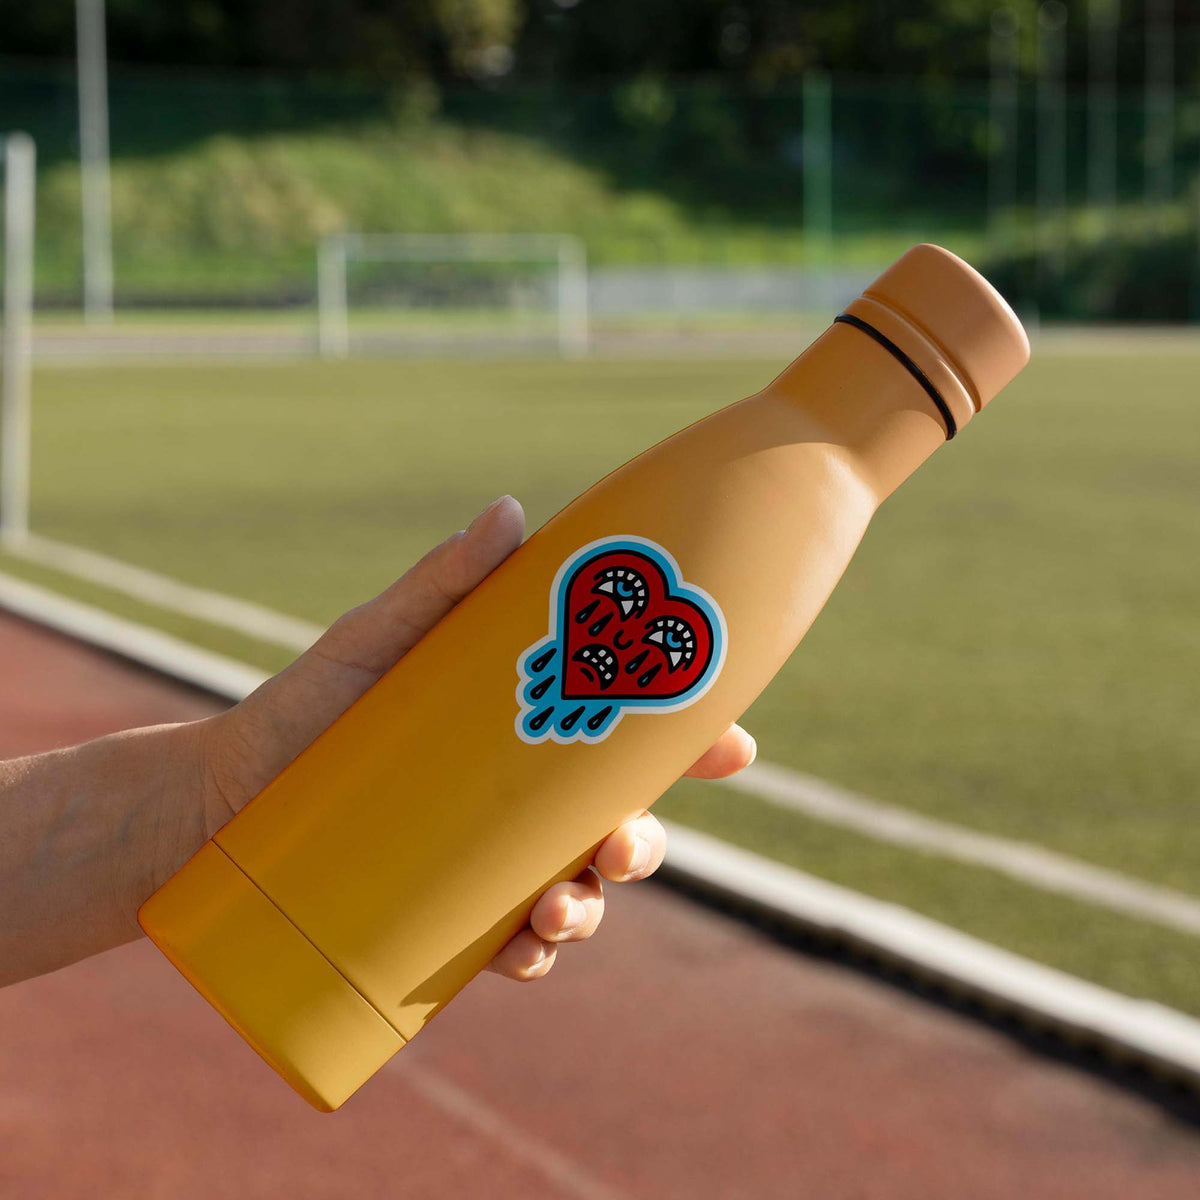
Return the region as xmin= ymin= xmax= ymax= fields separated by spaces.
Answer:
xmin=560 ymin=549 xmax=715 ymax=702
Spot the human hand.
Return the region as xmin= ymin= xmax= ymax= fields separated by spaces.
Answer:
xmin=199 ymin=496 xmax=756 ymax=981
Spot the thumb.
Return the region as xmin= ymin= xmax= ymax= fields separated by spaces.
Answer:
xmin=314 ymin=494 xmax=526 ymax=680
xmin=214 ymin=496 xmax=525 ymax=807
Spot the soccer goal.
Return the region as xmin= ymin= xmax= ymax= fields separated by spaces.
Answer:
xmin=1 ymin=132 xmax=35 ymax=545
xmin=316 ymin=232 xmax=589 ymax=360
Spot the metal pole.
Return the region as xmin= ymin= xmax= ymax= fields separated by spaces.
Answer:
xmin=802 ymin=71 xmax=833 ymax=263
xmin=2 ymin=134 xmax=36 ymax=544
xmin=1087 ymin=0 xmax=1119 ymax=214
xmin=989 ymin=9 xmax=1021 ymax=243
xmin=1144 ymin=0 xmax=1174 ymax=213
xmin=317 ymin=234 xmax=349 ymax=359
xmin=556 ymin=236 xmax=589 ymax=358
xmin=1036 ymin=2 xmax=1068 ymax=299
xmin=76 ymin=0 xmax=114 ymax=323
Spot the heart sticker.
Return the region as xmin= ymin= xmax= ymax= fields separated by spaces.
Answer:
xmin=516 ymin=536 xmax=727 ymax=744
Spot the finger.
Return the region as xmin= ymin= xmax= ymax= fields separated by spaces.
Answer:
xmin=684 ymin=724 xmax=757 ymax=779
xmin=529 ymin=870 xmax=605 ymax=943
xmin=593 ymin=811 xmax=666 ymax=883
xmin=486 ymin=928 xmax=557 ymax=981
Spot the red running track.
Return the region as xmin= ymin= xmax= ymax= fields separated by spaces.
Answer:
xmin=1 ymin=609 xmax=1199 ymax=1199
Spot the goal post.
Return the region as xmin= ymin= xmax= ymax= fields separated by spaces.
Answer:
xmin=316 ymin=232 xmax=589 ymax=360
xmin=2 ymin=132 xmax=35 ymax=546
xmin=316 ymin=233 xmax=350 ymax=360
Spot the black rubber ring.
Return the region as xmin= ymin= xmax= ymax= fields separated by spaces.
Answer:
xmin=833 ymin=312 xmax=958 ymax=440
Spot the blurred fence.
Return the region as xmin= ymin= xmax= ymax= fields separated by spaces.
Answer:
xmin=3 ymin=57 xmax=1200 ymax=320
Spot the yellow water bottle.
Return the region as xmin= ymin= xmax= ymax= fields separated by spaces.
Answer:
xmin=139 ymin=244 xmax=1030 ymax=1111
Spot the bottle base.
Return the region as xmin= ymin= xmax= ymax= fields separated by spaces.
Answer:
xmin=138 ymin=840 xmax=405 ymax=1112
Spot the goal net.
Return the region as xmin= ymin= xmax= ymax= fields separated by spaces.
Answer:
xmin=316 ymin=233 xmax=588 ymax=359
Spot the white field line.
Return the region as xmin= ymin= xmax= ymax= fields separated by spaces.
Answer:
xmin=5 ymin=565 xmax=1200 ymax=1084
xmin=397 ymin=1060 xmax=624 ymax=1200
xmin=724 ymin=763 xmax=1200 ymax=938
xmin=660 ymin=823 xmax=1200 ymax=1085
xmin=0 ymin=570 xmax=268 ymax=700
xmin=6 ymin=532 xmax=322 ymax=651
xmin=6 ymin=535 xmax=1200 ymax=939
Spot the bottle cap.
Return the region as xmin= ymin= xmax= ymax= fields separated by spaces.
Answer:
xmin=860 ymin=243 xmax=1029 ymax=414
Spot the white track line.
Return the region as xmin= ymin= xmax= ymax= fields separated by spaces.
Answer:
xmin=0 ymin=570 xmax=268 ymax=699
xmin=398 ymin=1061 xmax=624 ymax=1200
xmin=7 ymin=537 xmax=1200 ymax=939
xmin=725 ymin=762 xmax=1200 ymax=938
xmin=9 ymin=537 xmax=1200 ymax=938
xmin=7 ymin=533 xmax=322 ymax=651
xmin=660 ymin=823 xmax=1200 ymax=1085
xmin=4 ymin=565 xmax=1200 ymax=1086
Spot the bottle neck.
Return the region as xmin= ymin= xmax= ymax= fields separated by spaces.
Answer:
xmin=765 ymin=318 xmax=962 ymax=502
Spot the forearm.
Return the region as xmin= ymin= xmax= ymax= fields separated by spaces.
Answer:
xmin=0 ymin=720 xmax=209 ymax=988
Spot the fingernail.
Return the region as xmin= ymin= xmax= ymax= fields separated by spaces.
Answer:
xmin=627 ymin=835 xmax=652 ymax=878
xmin=746 ymin=734 xmax=758 ymax=766
xmin=561 ymin=896 xmax=587 ymax=932
xmin=469 ymin=495 xmax=510 ymax=530
xmin=522 ymin=942 xmax=549 ymax=977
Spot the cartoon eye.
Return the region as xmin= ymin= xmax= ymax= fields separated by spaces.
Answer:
xmin=643 ymin=616 xmax=696 ymax=672
xmin=593 ymin=566 xmax=648 ymax=620
xmin=572 ymin=643 xmax=618 ymax=689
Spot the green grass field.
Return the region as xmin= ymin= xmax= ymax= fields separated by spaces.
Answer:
xmin=4 ymin=343 xmax=1198 ymax=1012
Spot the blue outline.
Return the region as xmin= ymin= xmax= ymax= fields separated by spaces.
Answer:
xmin=515 ymin=535 xmax=727 ymax=745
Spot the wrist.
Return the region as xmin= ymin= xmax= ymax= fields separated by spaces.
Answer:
xmin=192 ymin=710 xmax=246 ymax=842
xmin=138 ymin=719 xmax=215 ymax=898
